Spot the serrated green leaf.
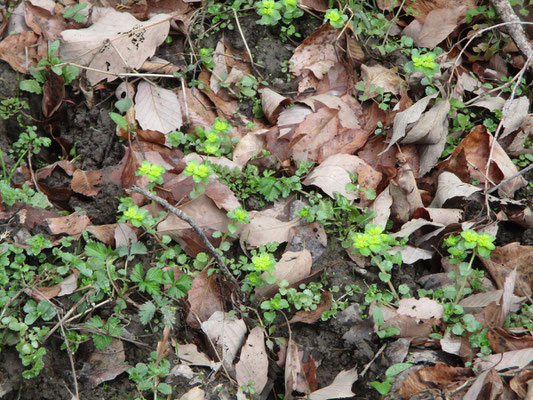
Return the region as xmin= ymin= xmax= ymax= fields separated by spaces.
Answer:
xmin=139 ymin=301 xmax=156 ymax=325
xmin=19 ymin=80 xmax=42 ymax=94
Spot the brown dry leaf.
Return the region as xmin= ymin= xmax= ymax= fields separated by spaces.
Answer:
xmin=411 ymin=207 xmax=463 ymax=225
xmin=474 ymin=348 xmax=533 ymax=371
xmin=403 ymin=7 xmax=466 ymax=48
xmin=24 ymin=271 xmax=78 ymax=301
xmin=71 ymin=169 xmax=102 ymax=197
xmin=398 ymin=362 xmax=474 ymax=399
xmin=378 ymin=304 xmax=439 ymax=338
xmin=487 ymin=327 xmax=533 ymax=353
xmin=114 ymin=223 xmax=138 ymax=248
xmin=177 ymin=85 xmax=217 ymax=132
xmin=404 ymin=0 xmax=476 ymax=23
xmin=176 ymin=343 xmax=219 ymax=370
xmin=256 ymin=250 xmax=312 ymax=298
xmin=180 ymin=387 xmax=206 ymax=400
xmin=235 ymin=327 xmax=269 ymax=394
xmin=290 ymin=24 xmax=339 ymax=79
xmin=262 ymin=88 xmax=290 ymax=124
xmin=289 ymin=292 xmax=332 ymax=325
xmin=502 ymin=97 xmax=529 ymax=138
xmin=397 ymin=298 xmax=443 ymax=321
xmin=60 ymin=8 xmax=170 ymax=85
xmin=390 ymin=160 xmax=423 ymax=222
xmin=134 ymin=81 xmax=182 ymax=134
xmin=157 ymin=194 xmax=231 ymax=256
xmin=232 ymin=129 xmax=266 ymax=169
xmin=392 ymin=245 xmax=433 ymax=264
xmin=308 ymin=367 xmax=358 ymax=400
xmin=200 ymin=311 xmax=247 ymax=370
xmin=480 ymin=242 xmax=533 ymax=297
xmin=240 ymin=211 xmax=301 ymax=249
xmin=0 ymin=31 xmax=45 ymax=73
xmin=368 ymin=185 xmax=392 ymax=228
xmin=185 ymin=269 xmax=224 ymax=329
xmin=302 ymin=154 xmax=382 ymax=201
xmin=442 ymin=126 xmax=526 ymax=197
xmin=78 ymin=338 xmax=129 ymax=390
xmin=24 ymin=1 xmax=66 ymax=41
xmin=288 ymin=95 xmax=368 ymax=164
xmin=509 ymin=369 xmax=533 ymax=398
xmin=46 ymin=212 xmax=91 ymax=235
xmin=42 ymin=66 xmax=65 ymax=118
xmin=285 ymin=339 xmax=319 ymax=399
xmin=360 ymin=64 xmax=404 ymax=98
xmin=286 ymin=222 xmax=327 ymax=262
xmin=300 ymin=0 xmax=328 ymax=12
xmin=86 ymin=224 xmax=116 ymax=245
xmin=430 ymin=172 xmax=481 ymax=207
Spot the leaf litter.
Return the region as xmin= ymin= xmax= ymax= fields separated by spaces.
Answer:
xmin=0 ymin=0 xmax=532 ymax=399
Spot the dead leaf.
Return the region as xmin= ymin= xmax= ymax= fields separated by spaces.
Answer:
xmin=179 ymin=387 xmax=205 ymax=400
xmin=397 ymin=297 xmax=444 ymax=321
xmin=71 ymin=169 xmax=102 ymax=197
xmin=134 ymin=81 xmax=182 ymax=134
xmin=46 ymin=212 xmax=91 ymax=235
xmin=24 ymin=271 xmax=78 ymax=301
xmin=261 ymin=88 xmax=290 ymax=124
xmin=232 ymin=130 xmax=266 ymax=169
xmin=176 ymin=343 xmax=219 ymax=370
xmin=235 ymin=327 xmax=269 ymax=394
xmin=200 ymin=311 xmax=247 ymax=370
xmin=86 ymin=224 xmax=116 ymax=245
xmin=114 ymin=223 xmax=138 ymax=248
xmin=303 ymin=154 xmax=382 ymax=201
xmin=185 ymin=269 xmax=224 ymax=328
xmin=474 ymin=348 xmax=533 ymax=371
xmin=289 ymin=292 xmax=332 ymax=324
xmin=403 ymin=8 xmax=465 ymax=48
xmin=42 ymin=66 xmax=65 ymax=118
xmin=430 ymin=172 xmax=481 ymax=207
xmin=285 ymin=339 xmax=318 ymax=399
xmin=256 ymin=250 xmax=313 ymax=298
xmin=502 ymin=96 xmax=529 ymax=138
xmin=240 ymin=211 xmax=301 ymax=249
xmin=24 ymin=1 xmax=67 ymax=41
xmin=480 ymin=242 xmax=533 ymax=297
xmin=78 ymin=338 xmax=129 ymax=390
xmin=308 ymin=367 xmax=358 ymax=399
xmin=361 ymin=64 xmax=404 ymax=97
xmin=60 ymin=8 xmax=170 ymax=85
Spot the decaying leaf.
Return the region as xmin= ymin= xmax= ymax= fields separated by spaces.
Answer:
xmin=240 ymin=211 xmax=301 ymax=249
xmin=235 ymin=327 xmax=269 ymax=394
xmin=71 ymin=169 xmax=102 ymax=197
xmin=308 ymin=367 xmax=358 ymax=399
xmin=46 ymin=212 xmax=91 ymax=235
xmin=200 ymin=311 xmax=247 ymax=370
xmin=360 ymin=64 xmax=404 ymax=98
xmin=186 ymin=269 xmax=224 ymax=329
xmin=134 ymin=81 xmax=182 ymax=134
xmin=60 ymin=8 xmax=170 ymax=85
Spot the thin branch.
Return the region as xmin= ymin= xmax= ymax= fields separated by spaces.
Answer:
xmin=232 ymin=8 xmax=264 ymax=81
xmin=487 ymin=162 xmax=533 ymax=195
xmin=490 ymin=0 xmax=533 ymax=60
xmin=127 ymin=186 xmax=238 ymax=285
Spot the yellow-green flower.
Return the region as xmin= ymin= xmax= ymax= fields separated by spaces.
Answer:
xmin=206 ymin=132 xmax=218 ymax=143
xmin=461 ymin=230 xmax=478 ymax=244
xmin=136 ymin=160 xmax=166 ymax=184
xmin=477 ymin=233 xmax=495 ymax=250
xmin=123 ymin=206 xmax=146 ymax=227
xmin=252 ymin=253 xmax=275 ymax=271
xmin=213 ymin=118 xmax=230 ymax=132
xmin=203 ymin=142 xmax=219 ymax=155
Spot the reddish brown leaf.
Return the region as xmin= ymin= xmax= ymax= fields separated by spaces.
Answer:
xmin=71 ymin=169 xmax=102 ymax=197
xmin=46 ymin=211 xmax=91 ymax=235
xmin=289 ymin=292 xmax=332 ymax=325
xmin=186 ymin=270 xmax=224 ymax=329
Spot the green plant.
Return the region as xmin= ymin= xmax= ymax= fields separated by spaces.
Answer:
xmin=128 ymin=352 xmax=172 ymax=397
xmin=351 ymin=224 xmax=404 ymax=301
xmin=63 ymin=3 xmax=88 ymax=22
xmin=256 ymin=0 xmax=283 ymax=25
xmin=261 ymin=293 xmax=289 ymax=325
xmin=21 ymin=40 xmax=79 ymax=95
xmin=370 ymin=362 xmax=412 ymax=395
xmin=183 ymin=159 xmax=214 ymax=198
xmin=404 ymin=48 xmax=443 ymax=95
xmin=324 ymin=8 xmax=348 ymax=29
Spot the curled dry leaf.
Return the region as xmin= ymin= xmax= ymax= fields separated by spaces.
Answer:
xmin=285 ymin=339 xmax=319 ymax=399
xmin=0 ymin=31 xmax=45 ymax=73
xmin=24 ymin=271 xmax=79 ymax=301
xmin=71 ymin=169 xmax=102 ymax=197
xmin=430 ymin=172 xmax=481 ymax=208
xmin=134 ymin=81 xmax=182 ymax=134
xmin=60 ymin=8 xmax=170 ymax=85
xmin=235 ymin=327 xmax=269 ymax=394
xmin=261 ymin=88 xmax=290 ymax=124
xmin=232 ymin=130 xmax=266 ymax=169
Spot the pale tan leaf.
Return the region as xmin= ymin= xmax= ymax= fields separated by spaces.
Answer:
xmin=303 ymin=154 xmax=381 ymax=201
xmin=361 ymin=64 xmax=404 ymax=98
xmin=134 ymin=81 xmax=182 ymax=134
xmin=308 ymin=368 xmax=358 ymax=400
xmin=236 ymin=327 xmax=269 ymax=393
xmin=46 ymin=212 xmax=91 ymax=235
xmin=180 ymin=387 xmax=205 ymax=400
xmin=256 ymin=250 xmax=313 ymax=298
xmin=240 ymin=212 xmax=301 ymax=249
xmin=474 ymin=348 xmax=533 ymax=371
xmin=114 ymin=223 xmax=137 ymax=248
xmin=201 ymin=311 xmax=247 ymax=370
xmin=368 ymin=185 xmax=392 ymax=228
xmin=232 ymin=130 xmax=266 ymax=169
xmin=397 ymin=297 xmax=443 ymax=321
xmin=176 ymin=343 xmax=219 ymax=370
xmin=502 ymin=97 xmax=529 ymax=138
xmin=60 ymin=8 xmax=170 ymax=85
xmin=405 ymin=8 xmax=464 ymax=48
xmin=430 ymin=172 xmax=481 ymax=208
xmin=261 ymin=88 xmax=289 ymax=124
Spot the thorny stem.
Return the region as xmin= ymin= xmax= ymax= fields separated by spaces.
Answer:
xmin=127 ymin=185 xmax=239 ymax=286
xmin=370 ymin=254 xmax=399 ymax=301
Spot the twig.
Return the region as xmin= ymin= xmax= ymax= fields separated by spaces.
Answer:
xmin=483 ymin=52 xmax=533 ymax=210
xmin=59 ymin=318 xmax=80 ymax=400
xmin=232 ymin=8 xmax=264 ymax=80
xmin=360 ymin=343 xmax=386 ymax=378
xmin=487 ymin=162 xmax=533 ymax=194
xmin=127 ymin=185 xmax=238 ymax=285
xmin=490 ymin=0 xmax=533 ymax=61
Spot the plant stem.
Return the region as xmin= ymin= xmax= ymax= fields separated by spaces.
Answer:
xmin=371 ymin=254 xmax=399 ymax=301
xmin=454 ymin=250 xmax=477 ymax=305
